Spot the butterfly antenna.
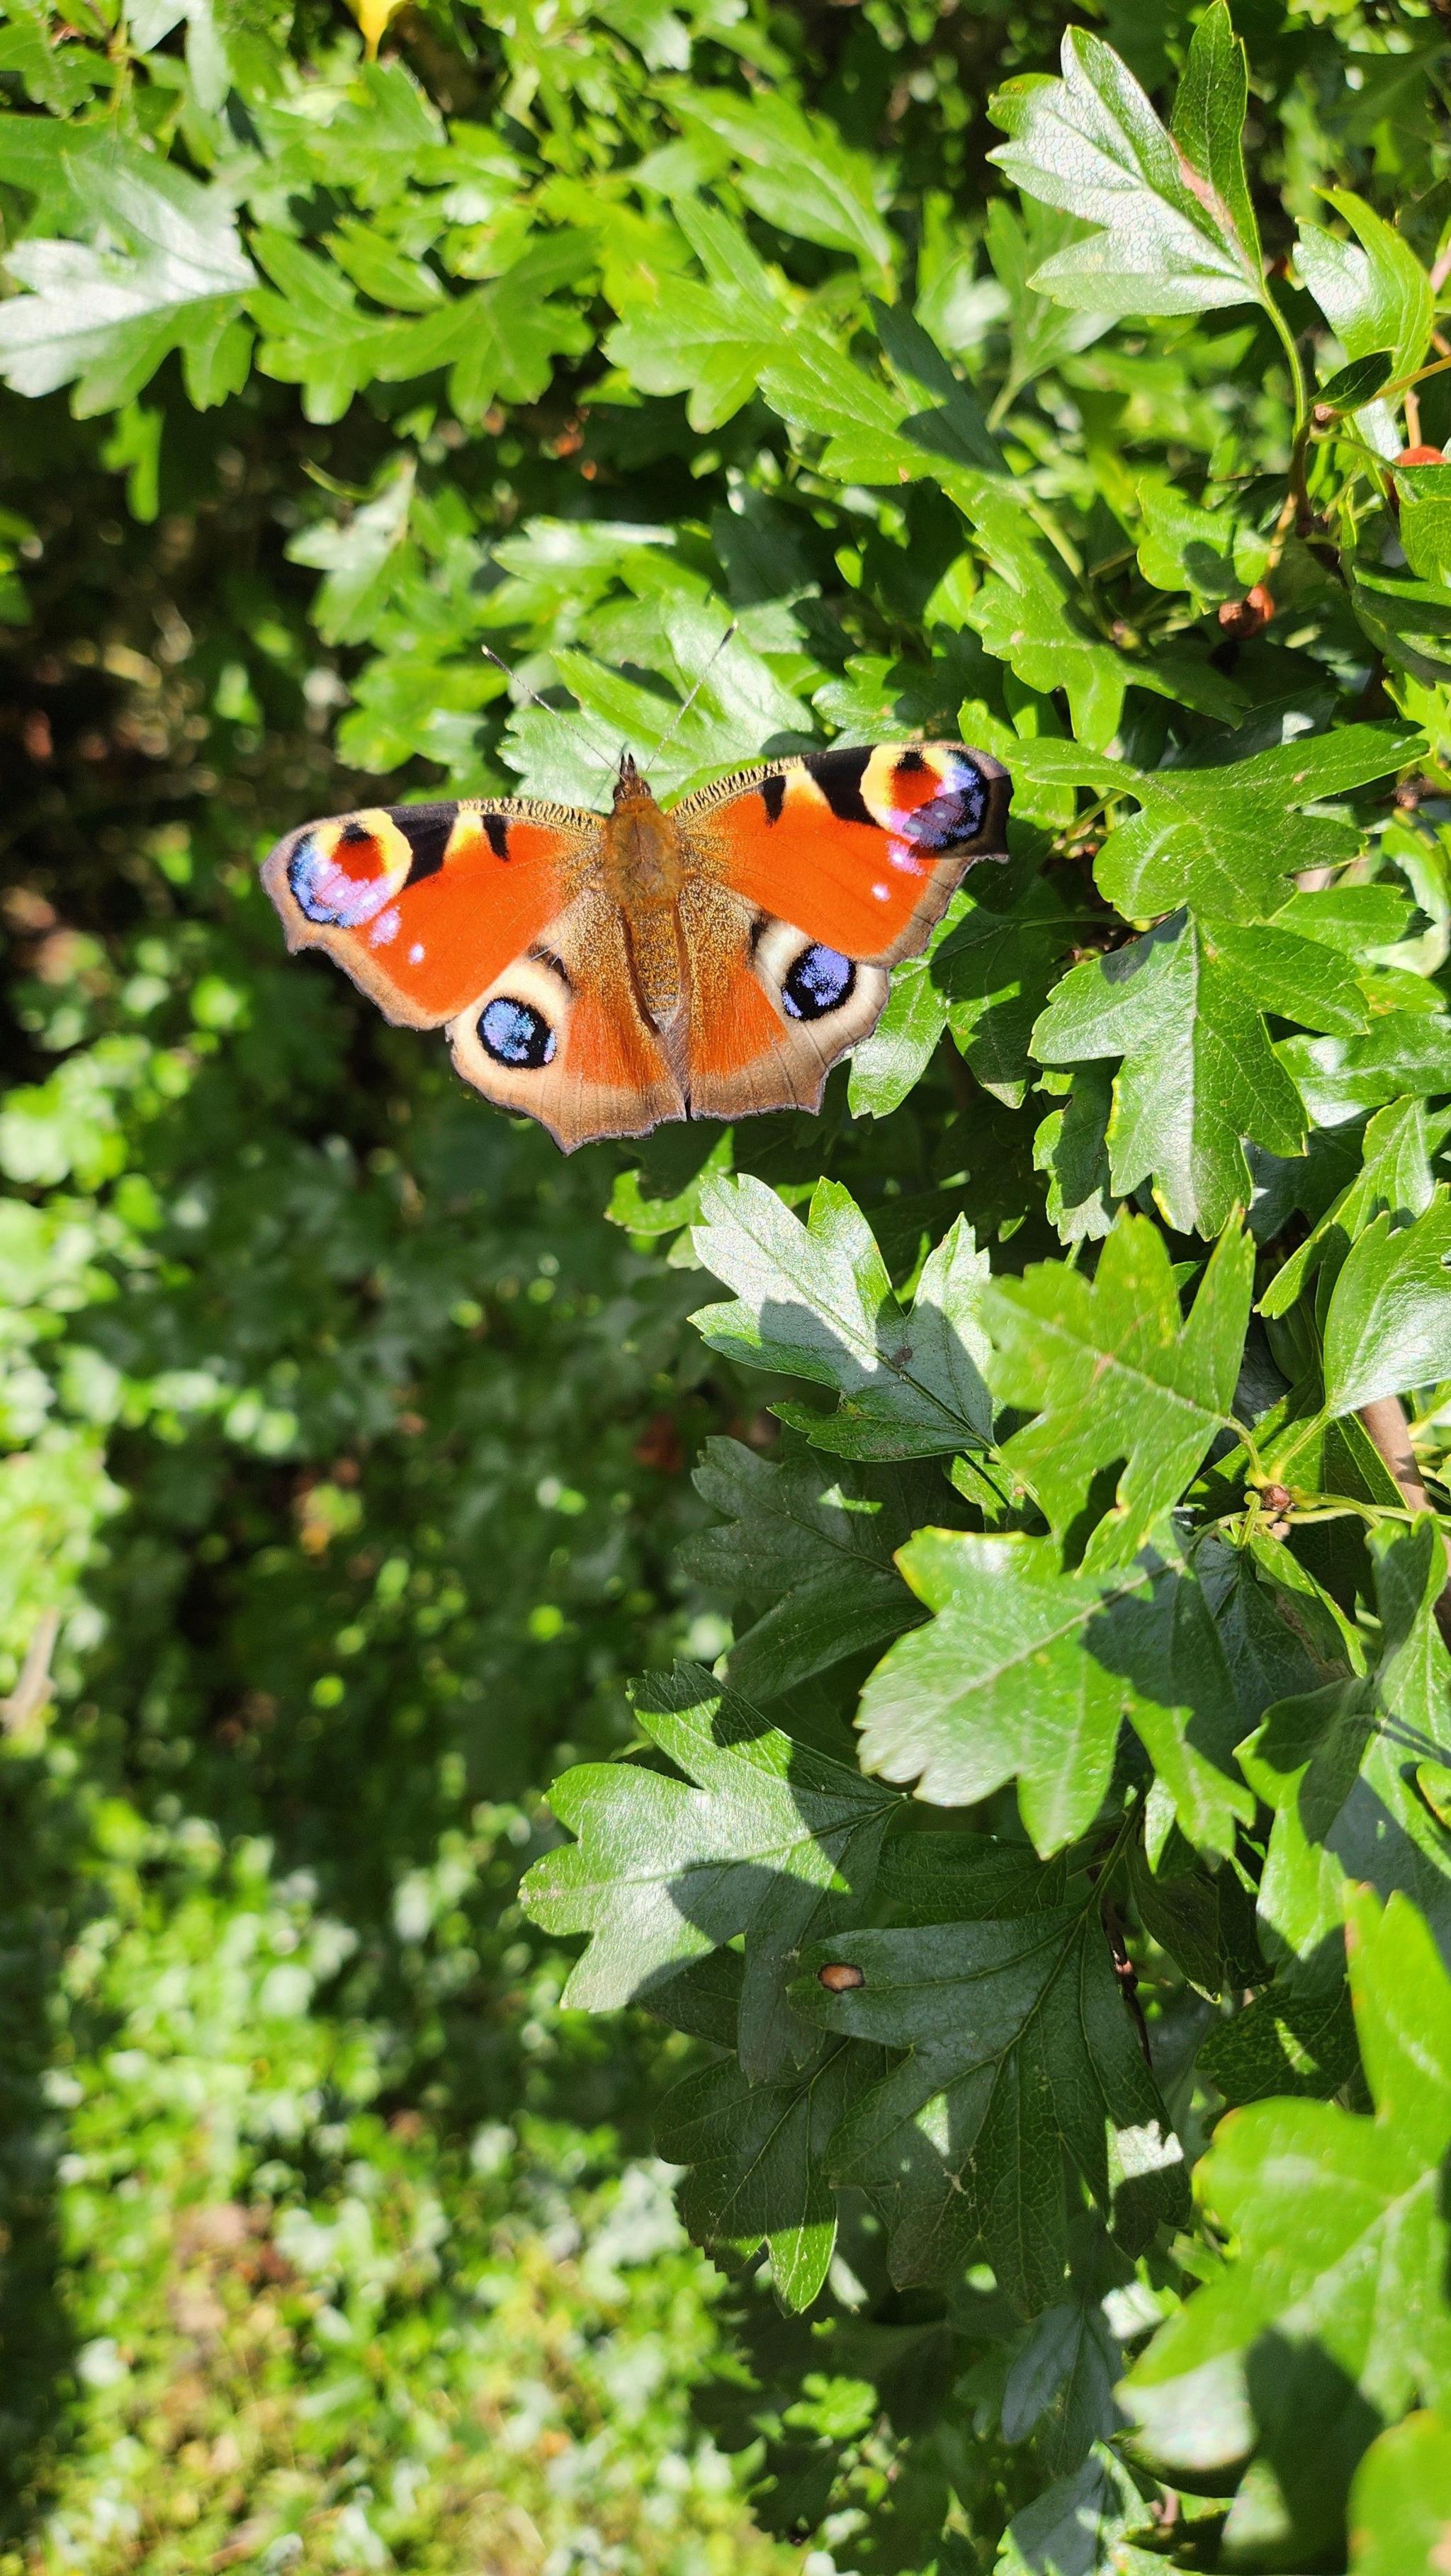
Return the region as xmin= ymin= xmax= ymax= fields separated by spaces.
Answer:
xmin=478 ymin=640 xmax=620 ymax=773
xmin=645 ymin=619 xmax=740 ymax=780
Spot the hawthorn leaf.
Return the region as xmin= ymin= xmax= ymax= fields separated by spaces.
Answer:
xmin=1297 ymin=188 xmax=1433 ymax=458
xmin=876 ymin=1831 xmax=1072 ymax=1924
xmin=251 ymin=229 xmax=400 ymax=425
xmin=1073 ymin=725 xmax=1420 ymax=924
xmin=0 ymin=150 xmax=254 ymax=415
xmin=287 ymin=462 xmax=416 ymax=647
xmin=1000 ymin=2298 xmax=1119 ymax=2476
xmin=373 ymin=233 xmax=594 ymax=419
xmin=672 ymin=89 xmax=895 ymax=279
xmin=604 ymin=198 xmax=791 ymax=431
xmin=983 ymin=1211 xmax=1253 ymax=1572
xmin=794 ymin=1908 xmax=1187 ymax=2306
xmin=939 ymin=870 xmax=1096 ymax=1106
xmin=1034 ymin=914 xmax=1335 ymax=1237
xmin=988 ymin=7 xmax=1265 ymax=320
xmin=655 ymin=2033 xmax=883 ymax=2312
xmin=1321 ymin=1191 xmax=1451 ymax=1417
xmin=963 ymin=514 xmax=1242 ymax=749
xmin=1395 ymin=461 xmax=1451 ymax=586
xmin=521 ymin=1663 xmax=896 ymax=2079
xmin=1241 ymin=1519 xmax=1451 ymax=1964
xmin=1123 ymin=1890 xmax=1451 ymax=2533
xmin=1259 ymin=1096 xmax=1451 ymax=1319
xmin=1348 ymin=2408 xmax=1451 ymax=2576
xmin=846 ymin=948 xmax=949 ymax=1118
xmin=1280 ymin=1014 xmax=1451 ymax=1127
xmin=681 ymin=1439 xmax=937 ymax=1701
xmin=984 ymin=198 xmax=1112 ymax=416
xmin=691 ymin=1178 xmax=994 ymax=1459
xmin=996 ymin=2444 xmax=1163 ymax=2576
xmin=1199 ymin=1956 xmax=1359 ymax=2106
xmin=1034 ymin=1068 xmax=1118 ymax=1246
xmin=858 ymin=1527 xmax=1249 ymax=1858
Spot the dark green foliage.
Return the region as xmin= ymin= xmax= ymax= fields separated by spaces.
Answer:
xmin=4 ymin=0 xmax=1451 ymax=2570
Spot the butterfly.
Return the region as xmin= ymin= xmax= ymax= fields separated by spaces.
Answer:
xmin=260 ymin=739 xmax=1012 ymax=1152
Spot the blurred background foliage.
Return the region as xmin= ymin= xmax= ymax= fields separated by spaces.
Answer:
xmin=1 ymin=0 xmax=1450 ymax=2569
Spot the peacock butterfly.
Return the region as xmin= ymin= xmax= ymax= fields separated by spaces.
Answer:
xmin=260 ymin=739 xmax=1012 ymax=1151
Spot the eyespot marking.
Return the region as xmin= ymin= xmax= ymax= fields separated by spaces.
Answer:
xmin=783 ymin=945 xmax=855 ymax=1021
xmin=289 ymin=826 xmax=395 ymax=929
xmin=479 ymin=996 xmax=556 ymax=1069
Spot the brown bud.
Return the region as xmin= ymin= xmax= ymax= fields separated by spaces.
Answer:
xmin=1259 ymin=1482 xmax=1292 ymax=1513
xmin=817 ymin=1962 xmax=865 ymax=1992
xmin=1217 ymin=582 xmax=1275 ymax=640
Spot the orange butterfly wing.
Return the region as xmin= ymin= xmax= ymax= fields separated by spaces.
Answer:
xmin=260 ymin=798 xmax=591 ymax=1025
xmin=673 ymin=741 xmax=1011 ymax=1120
xmin=260 ymin=797 xmax=682 ymax=1151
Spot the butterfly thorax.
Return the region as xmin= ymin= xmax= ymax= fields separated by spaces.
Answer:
xmin=599 ymin=759 xmax=691 ymax=1033
xmin=602 ymin=757 xmax=687 ymax=910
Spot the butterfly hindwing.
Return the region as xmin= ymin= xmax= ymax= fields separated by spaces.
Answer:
xmin=261 ymin=797 xmax=598 ymax=1026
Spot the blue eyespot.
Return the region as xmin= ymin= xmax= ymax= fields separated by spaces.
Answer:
xmin=783 ymin=945 xmax=855 ymax=1021
xmin=479 ymin=996 xmax=556 ymax=1069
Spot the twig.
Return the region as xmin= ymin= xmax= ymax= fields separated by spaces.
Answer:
xmin=1101 ymin=1895 xmax=1153 ymax=2067
xmin=0 ymin=1607 xmax=60 ymax=1732
xmin=1356 ymin=1395 xmax=1451 ymax=1642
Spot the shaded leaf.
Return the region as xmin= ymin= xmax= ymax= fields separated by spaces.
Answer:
xmin=521 ymin=1663 xmax=896 ymax=2079
xmin=692 ymin=1178 xmax=995 ymax=1459
xmin=796 ymin=1908 xmax=1187 ymax=2305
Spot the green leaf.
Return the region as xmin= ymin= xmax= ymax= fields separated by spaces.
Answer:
xmin=1348 ymin=2407 xmax=1451 ymax=2576
xmin=603 ymin=201 xmax=790 ymax=433
xmin=939 ymin=868 xmax=1096 ymax=1108
xmin=1000 ymin=2299 xmax=1119 ymax=2477
xmin=858 ymin=1526 xmax=1251 ymax=1856
xmin=995 ymin=2446 xmax=1163 ymax=2576
xmin=681 ymin=1439 xmax=937 ymax=1701
xmin=1321 ymin=1190 xmax=1451 ymax=1417
xmin=1259 ymin=1096 xmax=1451 ymax=1320
xmin=1241 ymin=1520 xmax=1451 ymax=1964
xmin=1281 ymin=1014 xmax=1451 ymax=1127
xmin=1199 ymin=1956 xmax=1359 ymax=2104
xmin=0 ymin=150 xmax=254 ymax=415
xmin=1395 ymin=461 xmax=1451 ymax=585
xmin=982 ymin=198 xmax=1112 ymax=419
xmin=1123 ymin=1889 xmax=1451 ymax=2548
xmin=983 ymin=1211 xmax=1253 ymax=1570
xmin=249 ymin=228 xmax=397 ymax=426
xmin=964 ymin=514 xmax=1244 ymax=749
xmin=1034 ymin=1068 xmax=1118 ymax=1246
xmin=1297 ymin=189 xmax=1433 ymax=446
xmin=655 ymin=2032 xmax=883 ymax=2313
xmin=691 ymin=1179 xmax=995 ymax=1460
xmin=1034 ymin=915 xmax=1337 ymax=1237
xmin=795 ymin=1905 xmax=1187 ymax=2305
xmin=988 ymin=7 xmax=1265 ymax=321
xmin=672 ymin=90 xmax=896 ymax=280
xmin=1022 ymin=725 xmax=1423 ymax=924
xmin=287 ymin=461 xmax=417 ymax=647
xmin=1135 ymin=477 xmax=1270 ymax=610
xmin=374 ymin=233 xmax=594 ymax=421
xmin=521 ymin=1663 xmax=896 ymax=2080
xmin=1317 ymin=348 xmax=1394 ymax=412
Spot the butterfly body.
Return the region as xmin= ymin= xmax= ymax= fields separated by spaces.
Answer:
xmin=261 ymin=739 xmax=1010 ymax=1150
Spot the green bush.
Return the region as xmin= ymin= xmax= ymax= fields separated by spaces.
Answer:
xmin=2 ymin=0 xmax=1451 ymax=2569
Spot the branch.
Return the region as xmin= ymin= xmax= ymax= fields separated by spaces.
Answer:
xmin=0 ymin=1607 xmax=60 ymax=1734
